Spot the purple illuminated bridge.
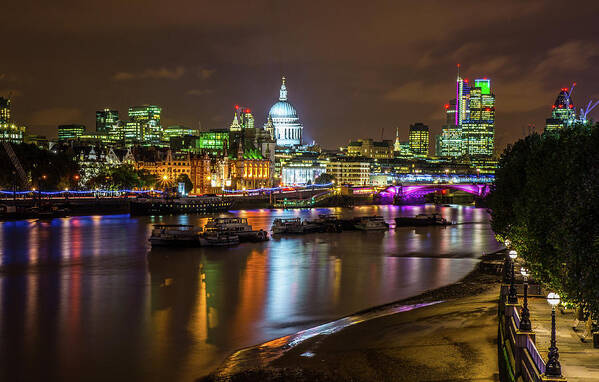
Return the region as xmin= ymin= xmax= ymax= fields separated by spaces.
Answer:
xmin=378 ymin=184 xmax=491 ymax=203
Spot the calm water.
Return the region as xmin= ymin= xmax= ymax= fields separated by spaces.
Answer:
xmin=0 ymin=205 xmax=501 ymax=381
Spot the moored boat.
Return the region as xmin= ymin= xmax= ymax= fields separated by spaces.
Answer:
xmin=201 ymin=231 xmax=240 ymax=246
xmin=149 ymin=224 xmax=203 ymax=247
xmin=395 ymin=213 xmax=452 ymax=227
xmin=354 ymin=216 xmax=389 ymax=231
xmin=204 ymin=217 xmax=269 ymax=242
xmin=271 ymin=218 xmax=303 ymax=234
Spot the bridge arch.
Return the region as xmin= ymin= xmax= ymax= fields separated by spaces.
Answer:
xmin=381 ymin=184 xmax=491 ymax=199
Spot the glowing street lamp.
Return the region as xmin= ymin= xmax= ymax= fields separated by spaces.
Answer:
xmin=508 ymin=250 xmax=518 ymax=304
xmin=545 ymin=293 xmax=562 ymax=377
xmin=519 ymin=267 xmax=532 ymax=331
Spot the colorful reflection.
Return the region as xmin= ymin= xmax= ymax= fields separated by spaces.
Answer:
xmin=0 ymin=205 xmax=500 ymax=380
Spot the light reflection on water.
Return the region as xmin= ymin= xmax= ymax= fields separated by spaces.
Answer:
xmin=0 ymin=205 xmax=500 ymax=381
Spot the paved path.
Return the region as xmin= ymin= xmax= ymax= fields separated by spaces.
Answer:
xmin=526 ymin=297 xmax=599 ymax=381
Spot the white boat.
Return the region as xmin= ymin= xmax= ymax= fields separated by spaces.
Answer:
xmin=354 ymin=216 xmax=389 ymax=231
xmin=205 ymin=217 xmax=269 ymax=241
xmin=149 ymin=224 xmax=203 ymax=246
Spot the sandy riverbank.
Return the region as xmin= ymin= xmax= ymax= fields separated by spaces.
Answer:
xmin=200 ymin=253 xmax=504 ymax=382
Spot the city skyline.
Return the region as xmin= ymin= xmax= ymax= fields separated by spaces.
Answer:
xmin=2 ymin=1 xmax=599 ymax=149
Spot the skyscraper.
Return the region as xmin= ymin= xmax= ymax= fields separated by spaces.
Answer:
xmin=455 ymin=69 xmax=470 ymax=126
xmin=545 ymin=88 xmax=576 ymax=132
xmin=96 ymin=109 xmax=119 ymax=134
xmin=462 ymin=78 xmax=495 ymax=156
xmin=437 ymin=100 xmax=462 ymax=157
xmin=0 ymin=97 xmax=10 ymax=124
xmin=409 ymin=123 xmax=429 ymax=157
xmin=128 ymin=105 xmax=162 ymax=144
xmin=439 ymin=73 xmax=495 ymax=158
xmin=0 ymin=96 xmax=25 ymax=143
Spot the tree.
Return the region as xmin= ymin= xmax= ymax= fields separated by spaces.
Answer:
xmin=314 ymin=173 xmax=336 ymax=184
xmin=176 ymin=173 xmax=193 ymax=194
xmin=490 ymin=123 xmax=599 ymax=318
xmin=0 ymin=143 xmax=79 ymax=190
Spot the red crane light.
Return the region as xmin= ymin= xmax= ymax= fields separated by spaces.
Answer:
xmin=235 ymin=105 xmax=239 ymax=110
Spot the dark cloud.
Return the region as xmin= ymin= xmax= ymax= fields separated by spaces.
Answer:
xmin=113 ymin=66 xmax=186 ymax=80
xmin=186 ymin=89 xmax=213 ymax=96
xmin=2 ymin=0 xmax=599 ymax=147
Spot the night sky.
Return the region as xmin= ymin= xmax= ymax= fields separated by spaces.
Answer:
xmin=3 ymin=0 xmax=599 ymax=150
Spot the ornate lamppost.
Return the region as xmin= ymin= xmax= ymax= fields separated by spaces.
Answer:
xmin=508 ymin=250 xmax=518 ymax=304
xmin=519 ymin=267 xmax=532 ymax=331
xmin=545 ymin=292 xmax=562 ymax=377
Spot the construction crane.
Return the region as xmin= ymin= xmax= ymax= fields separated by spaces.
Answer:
xmin=2 ymin=141 xmax=31 ymax=189
xmin=580 ymin=100 xmax=599 ymax=123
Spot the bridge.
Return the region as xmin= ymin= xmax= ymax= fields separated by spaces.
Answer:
xmin=379 ymin=183 xmax=491 ymax=204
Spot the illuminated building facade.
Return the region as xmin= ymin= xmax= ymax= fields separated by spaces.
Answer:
xmin=436 ymin=126 xmax=462 ymax=157
xmin=163 ymin=125 xmax=198 ymax=141
xmin=228 ymin=158 xmax=271 ymax=190
xmin=455 ymin=73 xmax=470 ymax=126
xmin=136 ymin=150 xmax=191 ymax=183
xmin=128 ymin=105 xmax=162 ymax=144
xmin=437 ymin=75 xmax=495 ymax=158
xmin=545 ymin=88 xmax=576 ymax=132
xmin=197 ymin=130 xmax=229 ymax=155
xmin=326 ymin=158 xmax=370 ymax=186
xmin=280 ymin=153 xmax=326 ymax=185
xmin=266 ymin=76 xmax=303 ymax=147
xmin=0 ymin=97 xmax=10 ymax=123
xmin=437 ymin=99 xmax=462 ymax=157
xmin=230 ymin=106 xmax=255 ymax=131
xmin=96 ymin=109 xmax=119 ymax=134
xmin=0 ymin=97 xmax=25 ymax=143
xmin=393 ymin=127 xmax=401 ymax=152
xmin=343 ymin=139 xmax=394 ymax=159
xmin=189 ymin=156 xmax=211 ymax=195
xmin=408 ymin=123 xmax=429 ymax=157
xmin=462 ymin=79 xmax=495 ymax=157
xmin=58 ymin=124 xmax=86 ymax=141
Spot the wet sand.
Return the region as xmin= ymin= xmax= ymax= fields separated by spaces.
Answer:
xmin=201 ymin=256 xmax=503 ymax=381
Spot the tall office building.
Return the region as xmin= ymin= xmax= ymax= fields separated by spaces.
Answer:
xmin=437 ymin=100 xmax=462 ymax=157
xmin=462 ymin=78 xmax=495 ymax=156
xmin=408 ymin=123 xmax=429 ymax=157
xmin=128 ymin=105 xmax=162 ymax=144
xmin=438 ymin=74 xmax=495 ymax=158
xmin=58 ymin=124 xmax=86 ymax=141
xmin=0 ymin=97 xmax=10 ymax=124
xmin=545 ymin=88 xmax=576 ymax=132
xmin=96 ymin=109 xmax=119 ymax=134
xmin=455 ymin=71 xmax=470 ymax=126
xmin=0 ymin=96 xmax=25 ymax=143
xmin=229 ymin=106 xmax=255 ymax=131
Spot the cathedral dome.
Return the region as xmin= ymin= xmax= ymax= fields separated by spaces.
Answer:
xmin=269 ymin=101 xmax=298 ymax=119
xmin=265 ymin=76 xmax=303 ymax=147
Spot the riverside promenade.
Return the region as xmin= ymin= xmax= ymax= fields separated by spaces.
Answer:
xmin=499 ymin=256 xmax=599 ymax=382
xmin=526 ymin=296 xmax=599 ymax=381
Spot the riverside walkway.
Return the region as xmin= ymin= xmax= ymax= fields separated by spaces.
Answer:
xmin=526 ymin=296 xmax=599 ymax=381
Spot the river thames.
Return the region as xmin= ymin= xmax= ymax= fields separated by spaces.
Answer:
xmin=0 ymin=204 xmax=501 ymax=381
